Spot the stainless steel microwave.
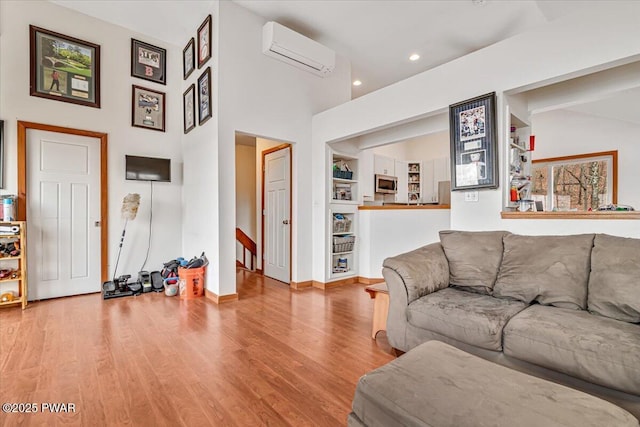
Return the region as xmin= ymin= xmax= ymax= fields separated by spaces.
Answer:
xmin=375 ymin=174 xmax=398 ymax=194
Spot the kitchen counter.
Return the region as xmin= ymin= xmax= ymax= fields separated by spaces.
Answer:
xmin=359 ymin=204 xmax=450 ymax=210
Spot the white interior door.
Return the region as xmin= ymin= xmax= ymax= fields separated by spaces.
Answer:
xmin=27 ymin=129 xmax=101 ymax=300
xmin=263 ymin=147 xmax=291 ymax=283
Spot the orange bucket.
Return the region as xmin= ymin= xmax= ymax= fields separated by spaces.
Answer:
xmin=178 ymin=267 xmax=205 ymax=299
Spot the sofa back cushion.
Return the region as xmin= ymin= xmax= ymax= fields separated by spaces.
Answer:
xmin=439 ymin=230 xmax=509 ymax=294
xmin=493 ymin=234 xmax=594 ymax=309
xmin=588 ymin=234 xmax=640 ymax=323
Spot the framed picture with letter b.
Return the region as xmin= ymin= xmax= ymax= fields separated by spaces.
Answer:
xmin=131 ymin=39 xmax=166 ymax=85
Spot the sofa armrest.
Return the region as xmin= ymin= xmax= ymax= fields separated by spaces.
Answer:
xmin=382 ymin=242 xmax=450 ymax=304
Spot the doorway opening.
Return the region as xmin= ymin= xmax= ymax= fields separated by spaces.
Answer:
xmin=234 ymin=132 xmax=292 ymax=286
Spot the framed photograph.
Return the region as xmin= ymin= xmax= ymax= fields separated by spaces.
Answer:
xmin=132 ymin=85 xmax=165 ymax=132
xmin=183 ymin=84 xmax=196 ymax=134
xmin=131 ymin=39 xmax=166 ymax=85
xmin=197 ymin=67 xmax=212 ymax=125
xmin=29 ymin=25 xmax=100 ymax=108
xmin=449 ymin=93 xmax=498 ymax=191
xmin=197 ymin=15 xmax=212 ymax=69
xmin=183 ymin=37 xmax=195 ymax=80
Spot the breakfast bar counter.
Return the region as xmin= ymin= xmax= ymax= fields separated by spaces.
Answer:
xmin=358 ymin=204 xmax=450 ymax=210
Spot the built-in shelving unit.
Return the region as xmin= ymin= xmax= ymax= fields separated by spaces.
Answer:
xmin=407 ymin=161 xmax=422 ymax=203
xmin=507 ymin=116 xmax=532 ymax=210
xmin=0 ymin=221 xmax=28 ymax=310
xmin=330 ymin=212 xmax=356 ymax=278
xmin=332 ymin=152 xmax=359 ymax=204
xmin=329 ymin=150 xmax=359 ymax=281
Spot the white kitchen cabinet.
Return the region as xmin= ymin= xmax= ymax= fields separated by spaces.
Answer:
xmin=422 ymin=157 xmax=450 ymax=203
xmin=422 ymin=160 xmax=435 ymax=203
xmin=432 ymin=157 xmax=451 ymax=203
xmin=395 ymin=160 xmax=408 ymax=203
xmin=374 ymin=154 xmax=395 ymax=176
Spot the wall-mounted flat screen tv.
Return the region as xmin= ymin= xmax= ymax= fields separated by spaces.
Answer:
xmin=125 ymin=155 xmax=171 ymax=182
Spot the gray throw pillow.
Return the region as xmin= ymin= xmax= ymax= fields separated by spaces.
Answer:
xmin=439 ymin=230 xmax=510 ymax=294
xmin=588 ymin=234 xmax=640 ymax=323
xmin=494 ymin=234 xmax=595 ymax=310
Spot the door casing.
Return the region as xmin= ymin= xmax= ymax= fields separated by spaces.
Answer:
xmin=17 ymin=121 xmax=109 ymax=282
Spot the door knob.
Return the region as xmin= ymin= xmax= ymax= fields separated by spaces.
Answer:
xmin=282 ymin=219 xmax=290 ymax=225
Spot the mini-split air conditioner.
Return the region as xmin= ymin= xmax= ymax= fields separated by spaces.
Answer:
xmin=262 ymin=21 xmax=335 ymax=77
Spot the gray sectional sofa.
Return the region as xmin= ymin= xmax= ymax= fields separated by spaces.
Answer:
xmin=382 ymin=230 xmax=640 ymax=418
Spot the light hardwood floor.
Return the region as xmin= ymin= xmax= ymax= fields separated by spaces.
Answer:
xmin=0 ymin=270 xmax=394 ymax=426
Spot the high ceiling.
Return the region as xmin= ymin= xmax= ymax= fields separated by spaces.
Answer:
xmin=233 ymin=0 xmax=573 ymax=98
xmin=52 ymin=0 xmax=623 ymax=98
xmin=51 ymin=0 xmax=638 ymax=123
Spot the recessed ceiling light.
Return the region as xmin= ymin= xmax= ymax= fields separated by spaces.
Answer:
xmin=353 ymin=80 xmax=362 ymax=86
xmin=409 ymin=53 xmax=420 ymax=61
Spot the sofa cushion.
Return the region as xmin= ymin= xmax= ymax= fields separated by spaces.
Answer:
xmin=493 ymin=234 xmax=594 ymax=309
xmin=407 ymin=287 xmax=527 ymax=351
xmin=351 ymin=341 xmax=639 ymax=427
xmin=504 ymin=304 xmax=640 ymax=395
xmin=439 ymin=230 xmax=509 ymax=294
xmin=588 ymin=234 xmax=640 ymax=323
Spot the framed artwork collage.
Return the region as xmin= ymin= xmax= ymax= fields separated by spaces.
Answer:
xmin=183 ymin=14 xmax=212 ymax=133
xmin=28 ymin=14 xmax=215 ymax=135
xmin=449 ymin=93 xmax=498 ymax=191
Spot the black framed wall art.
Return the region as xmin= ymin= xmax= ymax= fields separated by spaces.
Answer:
xmin=131 ymin=39 xmax=166 ymax=85
xmin=183 ymin=37 xmax=195 ymax=80
xmin=197 ymin=15 xmax=212 ymax=69
xmin=29 ymin=25 xmax=100 ymax=108
xmin=183 ymin=84 xmax=195 ymax=134
xmin=449 ymin=92 xmax=498 ymax=191
xmin=197 ymin=67 xmax=212 ymax=125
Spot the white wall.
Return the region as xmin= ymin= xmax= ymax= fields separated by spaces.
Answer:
xmin=406 ymin=131 xmax=450 ymax=161
xmin=181 ymin=3 xmax=220 ymax=293
xmin=358 ymin=209 xmax=450 ymax=279
xmin=0 ymin=1 xmax=184 ymax=295
xmin=202 ymin=0 xmax=351 ymax=294
xmin=369 ymin=131 xmax=450 ymax=162
xmin=235 ymin=143 xmax=256 ymax=263
xmin=312 ymin=2 xmax=640 ymax=280
xmin=371 ymin=142 xmax=408 ymax=160
xmin=235 ymin=144 xmax=257 ymax=239
xmin=531 ymin=109 xmax=640 ymax=210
